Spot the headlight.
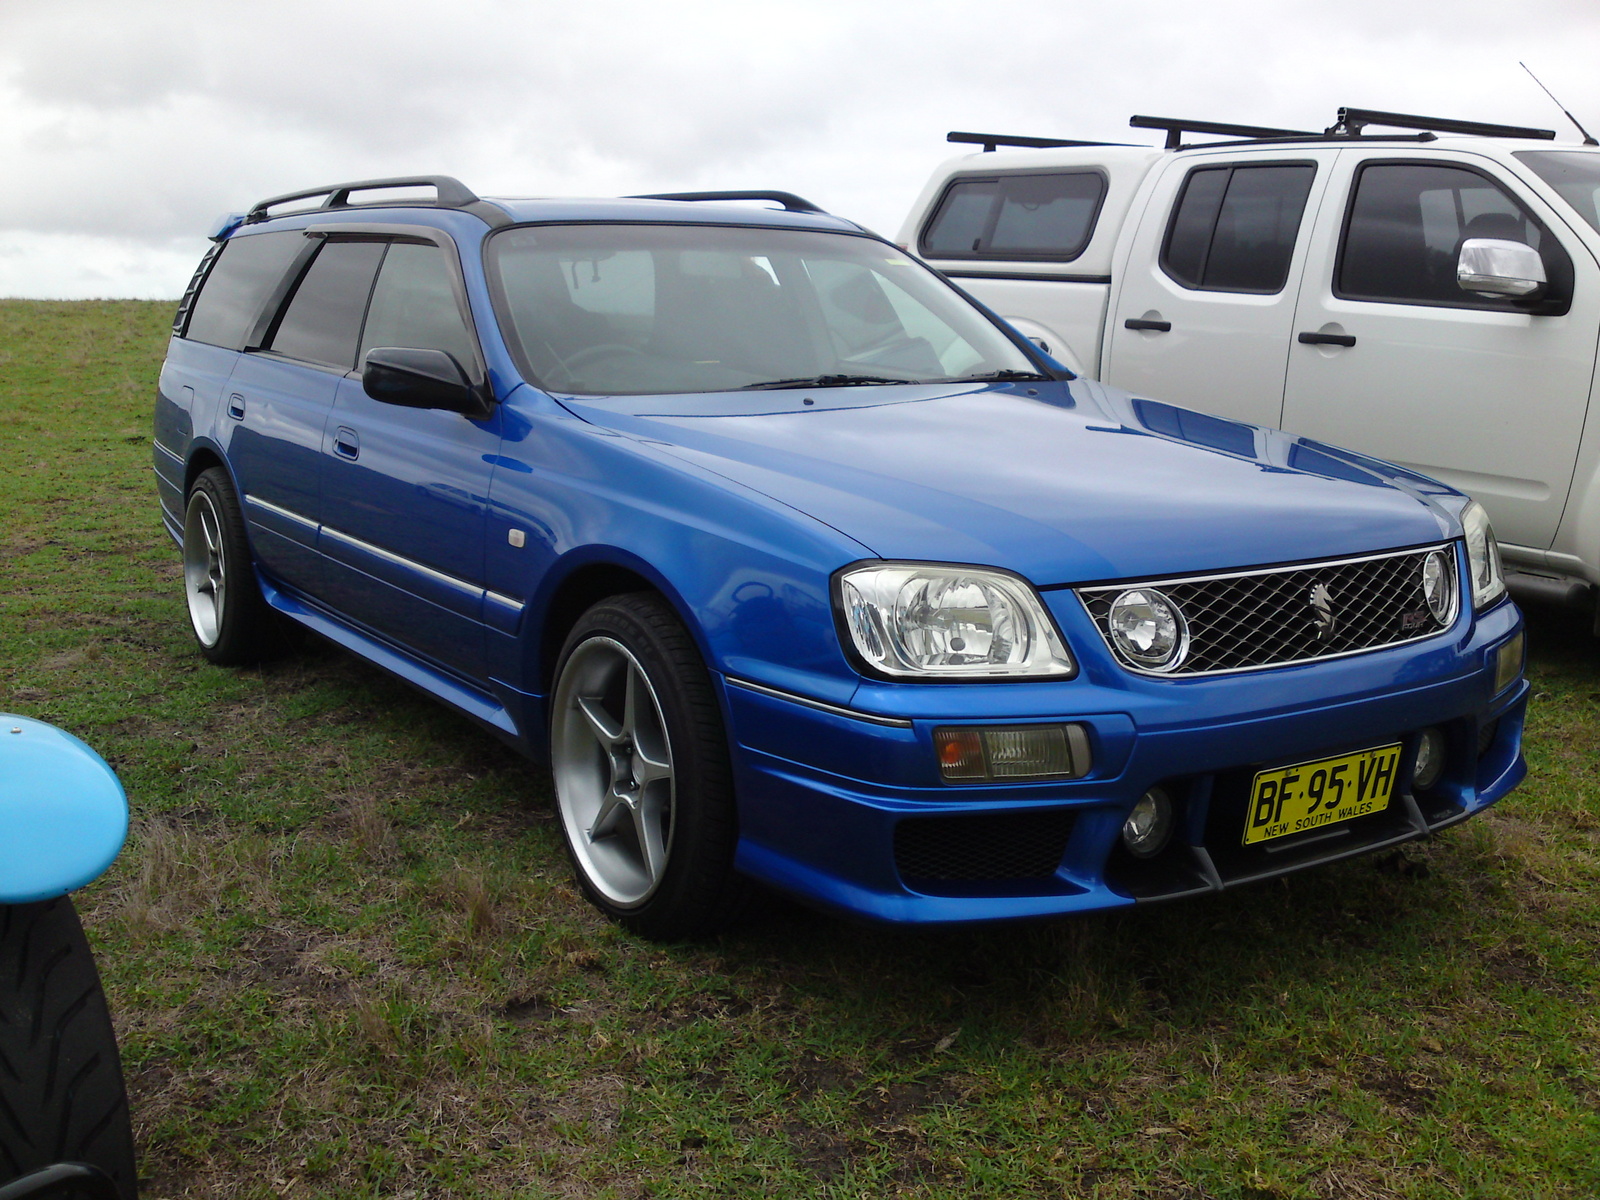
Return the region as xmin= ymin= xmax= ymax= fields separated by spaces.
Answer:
xmin=1460 ymin=501 xmax=1506 ymax=610
xmin=837 ymin=563 xmax=1075 ymax=679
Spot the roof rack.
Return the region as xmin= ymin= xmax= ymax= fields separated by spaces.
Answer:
xmin=1326 ymin=107 xmax=1556 ymax=140
xmin=948 ymin=131 xmax=1132 ymax=153
xmin=245 ymin=176 xmax=483 ymax=224
xmin=630 ymin=190 xmax=827 ymax=214
xmin=943 ymin=105 xmax=1565 ymax=159
xmin=1130 ymin=115 xmax=1321 ymax=150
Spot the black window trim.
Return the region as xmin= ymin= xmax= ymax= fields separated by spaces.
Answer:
xmin=1158 ymin=158 xmax=1319 ymax=296
xmin=916 ymin=167 xmax=1109 ymax=264
xmin=1331 ymin=156 xmax=1574 ymax=317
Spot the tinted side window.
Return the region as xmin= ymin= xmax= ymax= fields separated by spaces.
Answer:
xmin=1337 ymin=162 xmax=1570 ymax=310
xmin=1162 ymin=164 xmax=1315 ymax=293
xmin=359 ymin=243 xmax=479 ymax=370
xmin=183 ymin=231 xmax=304 ymax=350
xmin=920 ymin=172 xmax=1106 ymax=260
xmin=267 ymin=240 xmax=386 ymax=370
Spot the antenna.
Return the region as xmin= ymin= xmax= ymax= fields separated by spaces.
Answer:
xmin=1520 ymin=62 xmax=1599 ymax=146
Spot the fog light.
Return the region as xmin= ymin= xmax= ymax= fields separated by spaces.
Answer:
xmin=1493 ymin=631 xmax=1524 ymax=694
xmin=1411 ymin=727 xmax=1448 ymax=792
xmin=1121 ymin=788 xmax=1174 ymax=858
xmin=934 ymin=724 xmax=1091 ymax=783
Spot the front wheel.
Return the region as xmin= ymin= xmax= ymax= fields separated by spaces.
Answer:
xmin=0 ymin=899 xmax=137 ymax=1198
xmin=549 ymin=594 xmax=744 ymax=940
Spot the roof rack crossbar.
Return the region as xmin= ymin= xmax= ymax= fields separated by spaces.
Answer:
xmin=630 ymin=190 xmax=827 ymax=214
xmin=947 ymin=131 xmax=1129 ymax=152
xmin=246 ymin=176 xmax=482 ymax=224
xmin=1329 ymin=107 xmax=1556 ymax=141
xmin=1130 ymin=115 xmax=1320 ymax=150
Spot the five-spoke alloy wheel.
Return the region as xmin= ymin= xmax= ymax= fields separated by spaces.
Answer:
xmin=550 ymin=594 xmax=742 ymax=939
xmin=182 ymin=467 xmax=277 ymax=664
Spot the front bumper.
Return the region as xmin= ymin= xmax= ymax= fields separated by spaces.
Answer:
xmin=719 ymin=598 xmax=1527 ymax=925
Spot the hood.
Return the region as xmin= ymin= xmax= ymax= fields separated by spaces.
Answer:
xmin=557 ymin=378 xmax=1460 ymax=586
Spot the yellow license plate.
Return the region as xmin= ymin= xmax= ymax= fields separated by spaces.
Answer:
xmin=1243 ymin=743 xmax=1402 ymax=845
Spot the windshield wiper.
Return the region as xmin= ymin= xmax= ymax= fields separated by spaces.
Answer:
xmin=961 ymin=369 xmax=1053 ymax=382
xmin=737 ymin=374 xmax=911 ymax=390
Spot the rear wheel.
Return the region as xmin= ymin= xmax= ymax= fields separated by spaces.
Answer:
xmin=549 ymin=594 xmax=744 ymax=940
xmin=0 ymin=899 xmax=137 ymax=1199
xmin=182 ymin=467 xmax=278 ymax=665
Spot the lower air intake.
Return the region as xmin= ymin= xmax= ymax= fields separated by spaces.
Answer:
xmin=895 ymin=809 xmax=1074 ymax=884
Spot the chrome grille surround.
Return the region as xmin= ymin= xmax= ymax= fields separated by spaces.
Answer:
xmin=1077 ymin=543 xmax=1460 ymax=677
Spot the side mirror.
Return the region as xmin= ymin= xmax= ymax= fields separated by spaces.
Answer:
xmin=0 ymin=715 xmax=128 ymax=903
xmin=1457 ymin=238 xmax=1547 ymax=299
xmin=362 ymin=347 xmax=490 ymax=417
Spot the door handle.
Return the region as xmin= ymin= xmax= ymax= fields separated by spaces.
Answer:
xmin=333 ymin=426 xmax=360 ymax=460
xmin=227 ymin=393 xmax=246 ymax=419
xmin=1124 ymin=318 xmax=1172 ymax=333
xmin=1297 ymin=331 xmax=1356 ymax=347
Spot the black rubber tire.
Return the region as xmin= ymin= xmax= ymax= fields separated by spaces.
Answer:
xmin=0 ymin=900 xmax=137 ymax=1199
xmin=182 ymin=467 xmax=280 ymax=666
xmin=549 ymin=593 xmax=746 ymax=940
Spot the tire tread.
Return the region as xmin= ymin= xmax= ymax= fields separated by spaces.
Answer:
xmin=0 ymin=901 xmax=137 ymax=1197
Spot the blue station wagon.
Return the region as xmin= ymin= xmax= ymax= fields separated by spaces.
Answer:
xmin=153 ymin=176 xmax=1528 ymax=937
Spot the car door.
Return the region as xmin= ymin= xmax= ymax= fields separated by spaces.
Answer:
xmin=1102 ymin=149 xmax=1340 ymax=426
xmin=219 ymin=233 xmax=380 ymax=595
xmin=318 ymin=237 xmax=500 ymax=681
xmin=1281 ymin=150 xmax=1600 ymax=553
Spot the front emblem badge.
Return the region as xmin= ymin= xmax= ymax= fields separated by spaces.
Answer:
xmin=1308 ymin=582 xmax=1337 ymax=640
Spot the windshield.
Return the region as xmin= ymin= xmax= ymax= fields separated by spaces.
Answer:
xmin=485 ymin=223 xmax=1039 ymax=396
xmin=1515 ymin=150 xmax=1600 ymax=234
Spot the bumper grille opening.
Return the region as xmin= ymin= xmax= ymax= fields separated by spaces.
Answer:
xmin=895 ymin=809 xmax=1074 ymax=888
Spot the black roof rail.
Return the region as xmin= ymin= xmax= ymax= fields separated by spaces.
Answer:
xmin=1130 ymin=115 xmax=1320 ymax=150
xmin=947 ymin=131 xmax=1133 ymax=152
xmin=1327 ymin=107 xmax=1557 ymax=140
xmin=630 ymin=190 xmax=827 ymax=214
xmin=245 ymin=176 xmax=483 ymax=224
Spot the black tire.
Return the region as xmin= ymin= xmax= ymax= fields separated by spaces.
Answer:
xmin=182 ymin=467 xmax=278 ymax=665
xmin=0 ymin=900 xmax=137 ymax=1199
xmin=548 ymin=593 xmax=745 ymax=940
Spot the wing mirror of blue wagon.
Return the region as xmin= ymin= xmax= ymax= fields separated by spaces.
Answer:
xmin=0 ymin=715 xmax=127 ymax=904
xmin=361 ymin=346 xmax=488 ymax=416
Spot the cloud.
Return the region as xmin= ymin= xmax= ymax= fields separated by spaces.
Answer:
xmin=2 ymin=0 xmax=1598 ymax=296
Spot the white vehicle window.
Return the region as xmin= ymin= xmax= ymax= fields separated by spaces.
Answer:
xmin=1336 ymin=161 xmax=1571 ymax=312
xmin=1161 ymin=164 xmax=1315 ymax=293
xmin=920 ymin=172 xmax=1106 ymax=261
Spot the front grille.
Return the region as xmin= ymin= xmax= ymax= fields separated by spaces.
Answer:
xmin=1078 ymin=544 xmax=1457 ymax=676
xmin=894 ymin=810 xmax=1074 ymax=883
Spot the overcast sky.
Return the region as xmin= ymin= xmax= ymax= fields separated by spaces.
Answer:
xmin=3 ymin=0 xmax=1598 ymax=299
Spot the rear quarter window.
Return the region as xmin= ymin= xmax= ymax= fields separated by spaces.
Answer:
xmin=182 ymin=231 xmax=305 ymax=351
xmin=919 ymin=171 xmax=1106 ymax=261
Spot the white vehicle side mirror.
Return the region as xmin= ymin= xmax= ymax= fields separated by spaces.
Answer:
xmin=1457 ymin=238 xmax=1547 ymax=298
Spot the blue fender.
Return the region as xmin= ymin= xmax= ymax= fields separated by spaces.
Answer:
xmin=0 ymin=715 xmax=128 ymax=903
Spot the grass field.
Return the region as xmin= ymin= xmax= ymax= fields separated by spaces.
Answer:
xmin=3 ymin=299 xmax=1599 ymax=1199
